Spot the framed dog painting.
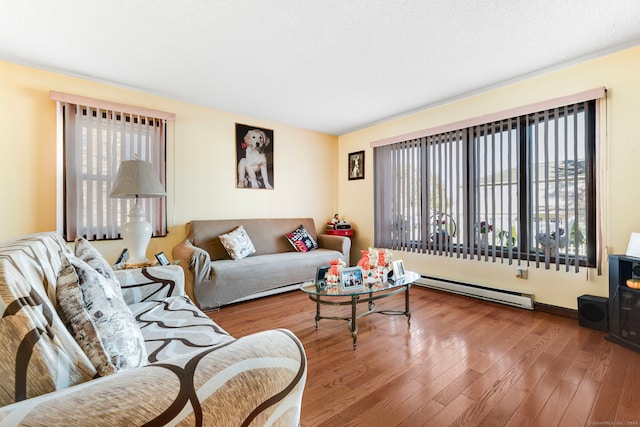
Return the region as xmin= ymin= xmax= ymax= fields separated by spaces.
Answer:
xmin=236 ymin=123 xmax=274 ymax=189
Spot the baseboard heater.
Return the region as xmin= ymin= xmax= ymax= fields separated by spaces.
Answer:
xmin=416 ymin=276 xmax=534 ymax=310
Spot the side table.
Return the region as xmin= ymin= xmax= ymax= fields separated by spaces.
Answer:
xmin=324 ymin=228 xmax=354 ymax=238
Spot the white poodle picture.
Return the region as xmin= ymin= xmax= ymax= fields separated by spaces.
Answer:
xmin=236 ymin=124 xmax=274 ymax=189
xmin=349 ymin=151 xmax=364 ymax=180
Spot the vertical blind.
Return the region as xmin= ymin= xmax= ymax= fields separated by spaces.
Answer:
xmin=374 ymin=97 xmax=600 ymax=273
xmin=63 ymin=103 xmax=167 ymax=241
xmin=526 ymin=103 xmax=596 ymax=271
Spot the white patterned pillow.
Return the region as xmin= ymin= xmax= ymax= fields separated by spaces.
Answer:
xmin=218 ymin=226 xmax=256 ymax=260
xmin=56 ymin=255 xmax=147 ymax=376
xmin=74 ymin=236 xmax=117 ymax=281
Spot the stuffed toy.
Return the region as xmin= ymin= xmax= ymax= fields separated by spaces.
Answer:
xmin=326 ymin=259 xmax=345 ymax=288
xmin=357 ymin=247 xmax=378 ymax=279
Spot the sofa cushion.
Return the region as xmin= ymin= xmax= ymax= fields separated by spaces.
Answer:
xmin=194 ymin=248 xmax=344 ymax=306
xmin=219 ymin=225 xmax=256 ymax=260
xmin=187 ymin=218 xmax=319 ymax=260
xmin=56 ymin=255 xmax=148 ymax=376
xmin=286 ymin=224 xmax=319 ymax=253
xmin=74 ymin=236 xmax=117 ymax=281
xmin=0 ymin=233 xmax=97 ymax=406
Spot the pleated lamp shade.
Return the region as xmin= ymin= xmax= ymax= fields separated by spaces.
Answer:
xmin=110 ymin=160 xmax=166 ymax=266
xmin=110 ymin=160 xmax=166 ymax=199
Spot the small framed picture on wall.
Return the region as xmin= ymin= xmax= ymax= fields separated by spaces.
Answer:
xmin=348 ymin=150 xmax=365 ymax=180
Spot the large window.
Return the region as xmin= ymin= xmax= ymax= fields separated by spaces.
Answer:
xmin=375 ymin=94 xmax=601 ymax=272
xmin=53 ymin=92 xmax=173 ymax=242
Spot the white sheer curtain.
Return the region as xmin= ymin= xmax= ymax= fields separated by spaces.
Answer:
xmin=63 ymin=103 xmax=167 ymax=241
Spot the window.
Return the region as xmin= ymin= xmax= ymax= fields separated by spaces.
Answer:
xmin=374 ymin=92 xmax=603 ymax=272
xmin=53 ymin=92 xmax=172 ymax=242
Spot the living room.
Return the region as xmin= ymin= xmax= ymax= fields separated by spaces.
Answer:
xmin=2 ymin=36 xmax=640 ymax=313
xmin=1 ymin=1 xmax=640 ymax=425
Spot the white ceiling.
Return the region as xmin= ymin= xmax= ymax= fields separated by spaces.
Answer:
xmin=1 ymin=1 xmax=640 ymax=135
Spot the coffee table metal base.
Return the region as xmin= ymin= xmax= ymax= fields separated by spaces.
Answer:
xmin=307 ymin=285 xmax=410 ymax=349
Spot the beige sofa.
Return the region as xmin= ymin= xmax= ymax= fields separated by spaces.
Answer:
xmin=0 ymin=232 xmax=306 ymax=426
xmin=172 ymin=218 xmax=350 ymax=310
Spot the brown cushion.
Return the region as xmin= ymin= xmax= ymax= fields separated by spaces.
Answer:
xmin=0 ymin=233 xmax=97 ymax=406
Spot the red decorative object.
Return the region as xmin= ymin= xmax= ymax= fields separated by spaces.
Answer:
xmin=325 ymin=229 xmax=354 ymax=238
xmin=326 ymin=258 xmax=345 ymax=288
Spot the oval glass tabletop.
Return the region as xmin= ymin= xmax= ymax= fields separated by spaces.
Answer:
xmin=300 ymin=270 xmax=420 ymax=297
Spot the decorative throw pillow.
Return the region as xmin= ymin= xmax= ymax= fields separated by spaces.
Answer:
xmin=56 ymin=254 xmax=148 ymax=376
xmin=74 ymin=236 xmax=117 ymax=281
xmin=286 ymin=225 xmax=318 ymax=253
xmin=218 ymin=225 xmax=256 ymax=260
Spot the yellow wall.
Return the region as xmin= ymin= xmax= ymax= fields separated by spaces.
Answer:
xmin=338 ymin=46 xmax=640 ymax=309
xmin=0 ymin=61 xmax=339 ymax=262
xmin=2 ymin=46 xmax=639 ymax=310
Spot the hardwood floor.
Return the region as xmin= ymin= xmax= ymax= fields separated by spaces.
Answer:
xmin=207 ymin=286 xmax=640 ymax=426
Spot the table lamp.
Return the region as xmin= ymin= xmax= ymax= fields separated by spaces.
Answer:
xmin=110 ymin=160 xmax=166 ymax=266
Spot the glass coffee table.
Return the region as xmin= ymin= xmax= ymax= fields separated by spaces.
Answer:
xmin=300 ymin=271 xmax=419 ymax=349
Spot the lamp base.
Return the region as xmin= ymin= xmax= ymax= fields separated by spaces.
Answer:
xmin=121 ymin=202 xmax=152 ymax=265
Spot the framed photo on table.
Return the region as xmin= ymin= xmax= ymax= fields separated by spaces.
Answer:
xmin=340 ymin=266 xmax=365 ymax=291
xmin=115 ymin=248 xmax=128 ymax=265
xmin=392 ymin=259 xmax=405 ymax=280
xmin=155 ymin=252 xmax=170 ymax=266
xmin=316 ymin=265 xmax=330 ymax=288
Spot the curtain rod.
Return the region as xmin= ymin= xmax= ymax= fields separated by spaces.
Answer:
xmin=371 ymin=87 xmax=606 ymax=148
xmin=49 ymin=90 xmax=176 ymax=121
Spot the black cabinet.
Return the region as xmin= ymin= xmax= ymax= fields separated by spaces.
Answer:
xmin=607 ymin=254 xmax=640 ymax=352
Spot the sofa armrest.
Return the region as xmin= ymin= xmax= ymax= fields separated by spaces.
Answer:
xmin=317 ymin=233 xmax=351 ymax=265
xmin=116 ymin=265 xmax=185 ymax=305
xmin=0 ymin=329 xmax=306 ymax=427
xmin=172 ymin=239 xmax=212 ymax=303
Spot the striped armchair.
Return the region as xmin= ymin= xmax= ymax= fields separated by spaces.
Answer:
xmin=0 ymin=232 xmax=306 ymax=426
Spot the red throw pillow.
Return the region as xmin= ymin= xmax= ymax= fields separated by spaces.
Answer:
xmin=286 ymin=225 xmax=318 ymax=252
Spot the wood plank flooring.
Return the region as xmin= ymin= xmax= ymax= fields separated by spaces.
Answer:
xmin=207 ymin=286 xmax=640 ymax=426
